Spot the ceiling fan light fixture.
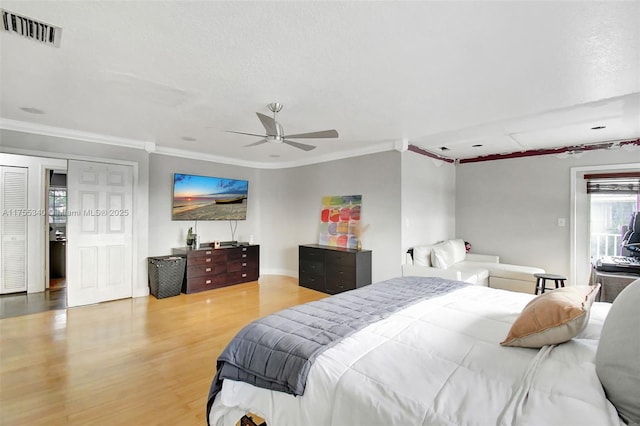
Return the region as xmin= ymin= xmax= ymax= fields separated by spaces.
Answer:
xmin=227 ymin=102 xmax=338 ymax=151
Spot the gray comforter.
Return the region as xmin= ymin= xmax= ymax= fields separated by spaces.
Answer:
xmin=206 ymin=276 xmax=467 ymax=419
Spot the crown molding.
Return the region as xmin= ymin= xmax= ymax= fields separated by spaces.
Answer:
xmin=0 ymin=118 xmax=149 ymax=150
xmin=1 ymin=118 xmax=397 ymax=169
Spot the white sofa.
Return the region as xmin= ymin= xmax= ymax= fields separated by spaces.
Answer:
xmin=402 ymin=239 xmax=545 ymax=294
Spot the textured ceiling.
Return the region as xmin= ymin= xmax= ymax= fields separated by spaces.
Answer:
xmin=1 ymin=1 xmax=639 ymax=168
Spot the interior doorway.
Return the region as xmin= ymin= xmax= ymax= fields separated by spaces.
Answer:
xmin=47 ymin=170 xmax=68 ymax=289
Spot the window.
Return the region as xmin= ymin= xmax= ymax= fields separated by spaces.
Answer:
xmin=587 ymin=172 xmax=640 ymax=260
xmin=48 ymin=187 xmax=67 ymax=224
xmin=590 ymin=193 xmax=639 ymax=259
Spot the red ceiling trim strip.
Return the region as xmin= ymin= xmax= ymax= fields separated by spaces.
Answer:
xmin=408 ymin=138 xmax=640 ymax=164
xmin=459 ymin=139 xmax=640 ymax=164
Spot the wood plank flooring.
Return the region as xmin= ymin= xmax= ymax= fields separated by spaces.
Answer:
xmin=0 ymin=275 xmax=326 ymax=425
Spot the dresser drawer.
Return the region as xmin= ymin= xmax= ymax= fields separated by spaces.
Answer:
xmin=300 ymin=259 xmax=324 ymax=278
xmin=299 ymin=246 xmax=325 ymax=262
xmin=325 ymin=250 xmax=355 ymax=267
xmin=184 ymin=274 xmax=228 ymax=293
xmin=188 ymin=248 xmax=226 ymax=258
xmin=299 ymin=276 xmax=324 ymax=292
xmin=228 ymin=246 xmax=259 ymax=261
xmin=187 ymin=263 xmax=226 ymax=279
xmin=325 ymin=265 xmax=356 ymax=294
xmin=226 ymin=268 xmax=259 ymax=284
xmin=187 ymin=254 xmax=227 ymax=266
xmin=227 ymin=259 xmax=257 ymax=273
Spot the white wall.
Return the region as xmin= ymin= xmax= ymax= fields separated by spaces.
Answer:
xmin=260 ymin=151 xmax=402 ymax=281
xmin=1 ymin=129 xmax=150 ymax=296
xmin=147 ymin=154 xmax=261 ymax=255
xmin=148 ymin=151 xmax=402 ymax=282
xmin=401 ymin=150 xmax=456 ymax=258
xmin=455 ymin=147 xmax=640 ymax=284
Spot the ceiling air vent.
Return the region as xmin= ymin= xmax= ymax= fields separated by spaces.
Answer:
xmin=1 ymin=9 xmax=61 ymax=47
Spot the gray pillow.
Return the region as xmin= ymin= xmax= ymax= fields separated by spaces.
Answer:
xmin=595 ymin=278 xmax=640 ymax=425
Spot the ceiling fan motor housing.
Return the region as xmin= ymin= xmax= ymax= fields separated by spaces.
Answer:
xmin=268 ymin=103 xmax=283 ymax=113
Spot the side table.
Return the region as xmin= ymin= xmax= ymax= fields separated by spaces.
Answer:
xmin=589 ymin=268 xmax=639 ymax=303
xmin=534 ymin=273 xmax=567 ymax=295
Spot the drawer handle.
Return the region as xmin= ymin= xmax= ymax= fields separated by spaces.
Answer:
xmin=205 ymin=267 xmax=211 ymax=272
xmin=242 ymin=247 xmax=247 ymax=252
xmin=242 ymin=262 xmax=247 ymax=267
xmin=205 ymin=251 xmax=212 ymax=255
xmin=205 ymin=279 xmax=211 ymax=284
xmin=206 ymin=258 xmax=211 ymax=262
xmin=242 ymin=273 xmax=247 ymax=278
xmin=242 ymin=254 xmax=247 ymax=258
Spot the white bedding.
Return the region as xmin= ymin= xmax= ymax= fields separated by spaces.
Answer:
xmin=210 ymin=285 xmax=621 ymax=426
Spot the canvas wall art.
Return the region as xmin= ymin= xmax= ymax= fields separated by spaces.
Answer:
xmin=318 ymin=195 xmax=362 ymax=248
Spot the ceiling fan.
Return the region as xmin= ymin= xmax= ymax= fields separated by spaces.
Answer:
xmin=227 ymin=103 xmax=339 ymax=151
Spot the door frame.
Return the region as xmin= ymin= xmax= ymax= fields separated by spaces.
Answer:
xmin=44 ymin=167 xmax=69 ymax=290
xmin=570 ymin=162 xmax=640 ymax=287
xmin=1 ymin=148 xmax=145 ymax=298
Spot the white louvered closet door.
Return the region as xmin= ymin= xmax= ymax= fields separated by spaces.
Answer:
xmin=1 ymin=166 xmax=28 ymax=294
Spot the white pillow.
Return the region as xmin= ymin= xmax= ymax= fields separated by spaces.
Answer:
xmin=450 ymin=239 xmax=466 ymax=264
xmin=412 ymin=245 xmax=433 ymax=267
xmin=431 ymin=240 xmax=465 ymax=269
xmin=596 ymin=279 xmax=640 ymax=425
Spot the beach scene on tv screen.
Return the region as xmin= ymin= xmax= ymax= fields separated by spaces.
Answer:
xmin=172 ymin=173 xmax=248 ymax=220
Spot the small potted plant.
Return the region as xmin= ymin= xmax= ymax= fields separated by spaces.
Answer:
xmin=186 ymin=227 xmax=194 ymax=247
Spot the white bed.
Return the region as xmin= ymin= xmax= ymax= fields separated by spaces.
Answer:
xmin=209 ymin=283 xmax=628 ymax=426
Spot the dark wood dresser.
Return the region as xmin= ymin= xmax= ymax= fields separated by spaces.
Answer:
xmin=299 ymin=244 xmax=372 ymax=294
xmin=173 ymin=244 xmax=259 ymax=294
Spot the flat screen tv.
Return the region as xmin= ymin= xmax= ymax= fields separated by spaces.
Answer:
xmin=172 ymin=173 xmax=248 ymax=221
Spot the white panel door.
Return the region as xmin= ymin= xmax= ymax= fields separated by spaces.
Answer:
xmin=67 ymin=161 xmax=133 ymax=307
xmin=0 ymin=166 xmax=28 ymax=294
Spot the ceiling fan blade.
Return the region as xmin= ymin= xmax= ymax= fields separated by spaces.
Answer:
xmin=285 ymin=129 xmax=339 ymax=139
xmin=227 ymin=130 xmax=267 ymax=138
xmin=244 ymin=139 xmax=268 ymax=147
xmin=256 ymin=112 xmax=278 ymax=135
xmin=283 ymin=139 xmax=316 ymax=151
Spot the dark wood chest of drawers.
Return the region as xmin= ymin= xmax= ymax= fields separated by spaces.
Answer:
xmin=173 ymin=245 xmax=259 ymax=294
xmin=299 ymin=244 xmax=372 ymax=294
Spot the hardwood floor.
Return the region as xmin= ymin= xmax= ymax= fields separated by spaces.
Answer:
xmin=0 ymin=278 xmax=68 ymax=320
xmin=0 ymin=275 xmax=326 ymax=425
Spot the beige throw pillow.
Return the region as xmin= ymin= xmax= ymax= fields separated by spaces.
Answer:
xmin=501 ymin=284 xmax=600 ymax=348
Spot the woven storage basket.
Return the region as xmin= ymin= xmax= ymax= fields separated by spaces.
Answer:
xmin=148 ymin=256 xmax=186 ymax=299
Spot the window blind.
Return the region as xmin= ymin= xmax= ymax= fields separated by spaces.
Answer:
xmin=584 ymin=172 xmax=640 ymax=194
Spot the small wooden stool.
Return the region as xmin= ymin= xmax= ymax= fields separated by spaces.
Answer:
xmin=534 ymin=273 xmax=567 ymax=295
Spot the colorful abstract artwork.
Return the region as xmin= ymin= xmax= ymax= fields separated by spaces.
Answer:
xmin=318 ymin=195 xmax=362 ymax=249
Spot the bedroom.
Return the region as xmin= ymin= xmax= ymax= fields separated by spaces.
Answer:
xmin=1 ymin=1 xmax=640 ymax=425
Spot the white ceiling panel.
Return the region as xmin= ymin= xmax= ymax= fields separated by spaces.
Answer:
xmin=1 ymin=1 xmax=638 ymax=166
